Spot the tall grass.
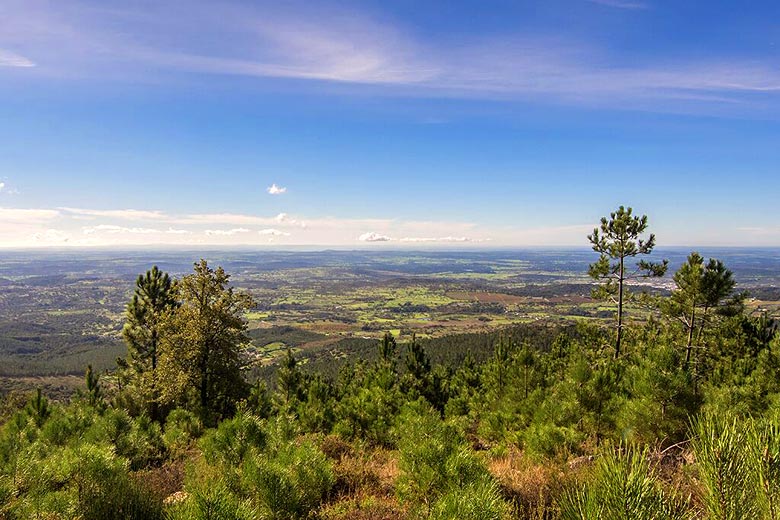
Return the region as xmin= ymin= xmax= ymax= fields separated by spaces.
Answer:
xmin=560 ymin=444 xmax=689 ymax=520
xmin=693 ymin=411 xmax=780 ymax=520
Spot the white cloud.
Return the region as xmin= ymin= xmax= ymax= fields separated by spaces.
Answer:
xmin=204 ymin=228 xmax=251 ymax=236
xmin=59 ymin=207 xmax=168 ymax=220
xmin=0 ymin=183 xmax=5 ymax=192
xmin=275 ymin=213 xmax=306 ymax=227
xmin=0 ymin=49 xmax=35 ymax=68
xmin=165 ymin=228 xmax=190 ymax=235
xmin=267 ymin=183 xmax=287 ymax=195
xmin=179 ymin=213 xmax=271 ymax=226
xmin=258 ymin=228 xmax=290 ymax=236
xmin=83 ymin=224 xmax=161 ymax=235
xmin=0 ymin=207 xmax=60 ymax=224
xmin=358 ymin=232 xmax=392 ymax=242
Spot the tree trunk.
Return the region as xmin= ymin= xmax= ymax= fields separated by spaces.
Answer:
xmin=685 ymin=306 xmax=696 ymax=370
xmin=616 ymin=255 xmax=625 ymax=358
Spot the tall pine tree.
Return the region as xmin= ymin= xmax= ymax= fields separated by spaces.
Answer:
xmin=121 ymin=265 xmax=176 ymax=420
xmin=158 ymin=260 xmax=254 ymax=424
xmin=588 ymin=206 xmax=667 ymax=358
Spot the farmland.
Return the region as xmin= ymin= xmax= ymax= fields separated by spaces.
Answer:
xmin=0 ymin=247 xmax=778 ymax=396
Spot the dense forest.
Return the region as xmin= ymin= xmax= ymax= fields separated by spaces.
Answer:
xmin=1 ymin=207 xmax=779 ymax=519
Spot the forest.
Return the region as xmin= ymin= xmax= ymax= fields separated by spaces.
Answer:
xmin=1 ymin=206 xmax=779 ymax=519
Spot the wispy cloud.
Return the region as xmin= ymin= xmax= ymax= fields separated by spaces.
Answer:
xmin=267 ymin=183 xmax=287 ymax=195
xmin=737 ymin=226 xmax=780 ymax=236
xmin=32 ymin=229 xmax=69 ymax=243
xmin=0 ymin=49 xmax=35 ymax=67
xmin=0 ymin=183 xmax=5 ymax=192
xmin=204 ymin=228 xmax=251 ymax=236
xmin=586 ymin=0 xmax=647 ymax=9
xmin=3 ymin=1 xmax=779 ymax=114
xmin=59 ymin=207 xmax=168 ymax=220
xmin=83 ymin=224 xmax=161 ymax=235
xmin=0 ymin=207 xmax=60 ymax=223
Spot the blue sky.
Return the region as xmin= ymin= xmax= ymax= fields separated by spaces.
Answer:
xmin=1 ymin=0 xmax=779 ymax=247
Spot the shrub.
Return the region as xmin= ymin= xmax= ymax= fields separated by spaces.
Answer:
xmin=241 ymin=437 xmax=334 ymax=519
xmin=749 ymin=417 xmax=780 ymax=520
xmin=430 ymin=479 xmax=509 ymax=520
xmin=395 ymin=402 xmax=496 ymax=512
xmin=200 ymin=411 xmax=266 ymax=466
xmin=164 ymin=408 xmax=203 ymax=457
xmin=559 ymin=444 xmax=689 ymax=520
xmin=165 ymin=478 xmax=256 ymax=520
xmin=692 ymin=412 xmax=757 ymax=520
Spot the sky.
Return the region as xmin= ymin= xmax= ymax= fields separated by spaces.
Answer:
xmin=1 ymin=0 xmax=780 ymax=248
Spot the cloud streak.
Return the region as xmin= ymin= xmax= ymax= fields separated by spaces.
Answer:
xmin=0 ymin=207 xmax=60 ymax=224
xmin=83 ymin=224 xmax=161 ymax=235
xmin=0 ymin=48 xmax=35 ymax=67
xmin=204 ymin=228 xmax=251 ymax=236
xmin=60 ymin=207 xmax=168 ymax=220
xmin=3 ymin=1 xmax=779 ymax=113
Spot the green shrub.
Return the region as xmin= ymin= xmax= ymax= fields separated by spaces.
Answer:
xmin=749 ymin=418 xmax=780 ymax=520
xmin=200 ymin=411 xmax=266 ymax=466
xmin=692 ymin=412 xmax=757 ymax=520
xmin=430 ymin=479 xmax=509 ymax=520
xmin=164 ymin=408 xmax=203 ymax=457
xmin=241 ymin=437 xmax=334 ymax=519
xmin=396 ymin=401 xmax=496 ymax=511
xmin=166 ymin=479 xmax=256 ymax=520
xmin=560 ymin=444 xmax=689 ymax=520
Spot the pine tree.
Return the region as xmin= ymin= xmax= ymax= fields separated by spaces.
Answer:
xmin=85 ymin=364 xmax=103 ymax=409
xmin=588 ymin=206 xmax=668 ymax=358
xmin=122 ymin=265 xmax=176 ymax=420
xmin=664 ymin=252 xmax=737 ymax=368
xmin=277 ymin=348 xmax=303 ymax=406
xmin=26 ymin=388 xmax=50 ymax=428
xmin=158 ymin=260 xmax=255 ymax=424
xmin=379 ymin=331 xmax=397 ymax=365
xmin=403 ymin=335 xmax=432 ymax=402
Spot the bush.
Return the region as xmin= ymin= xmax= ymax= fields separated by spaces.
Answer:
xmin=692 ymin=412 xmax=757 ymax=520
xmin=395 ymin=402 xmax=496 ymax=511
xmin=164 ymin=408 xmax=203 ymax=457
xmin=559 ymin=444 xmax=689 ymax=520
xmin=166 ymin=478 xmax=256 ymax=520
xmin=430 ymin=479 xmax=509 ymax=520
xmin=241 ymin=436 xmax=334 ymax=519
xmin=200 ymin=411 xmax=266 ymax=466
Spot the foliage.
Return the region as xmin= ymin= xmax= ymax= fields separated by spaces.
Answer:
xmin=588 ymin=206 xmax=667 ymax=357
xmin=560 ymin=444 xmax=689 ymax=520
xmin=1 ymin=245 xmax=779 ymax=519
xmin=158 ymin=260 xmax=255 ymax=425
xmin=121 ymin=265 xmax=177 ymax=421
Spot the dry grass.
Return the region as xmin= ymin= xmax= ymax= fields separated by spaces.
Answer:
xmin=132 ymin=458 xmax=186 ymax=502
xmin=488 ymin=448 xmax=581 ymax=519
xmin=317 ymin=435 xmax=405 ymax=519
xmin=320 ymin=494 xmax=409 ymax=520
